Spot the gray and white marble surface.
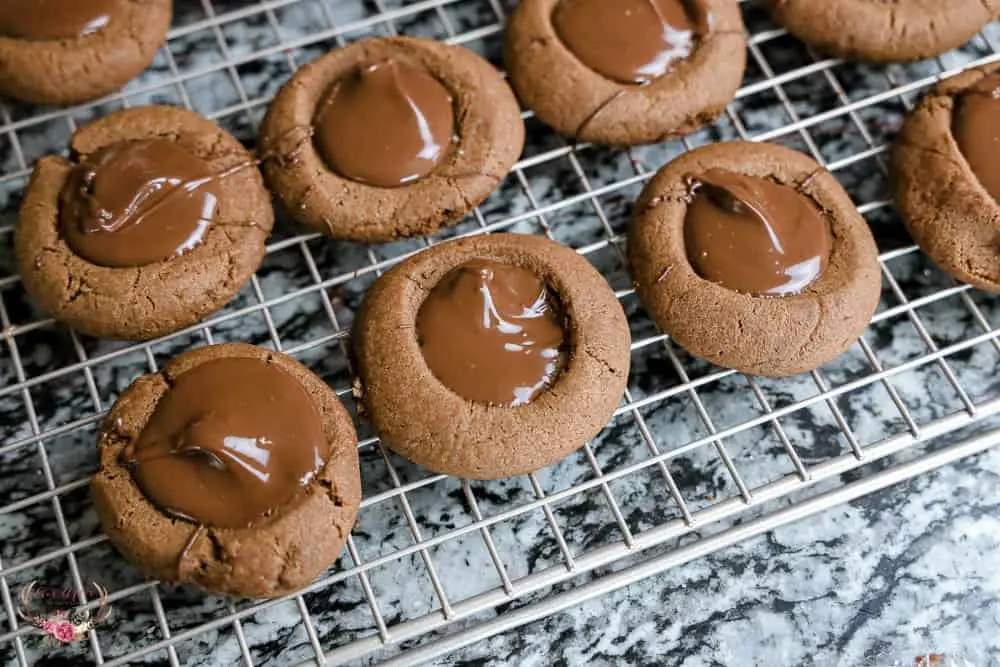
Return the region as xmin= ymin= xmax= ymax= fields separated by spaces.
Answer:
xmin=444 ymin=445 xmax=1000 ymax=666
xmin=0 ymin=1 xmax=999 ymax=665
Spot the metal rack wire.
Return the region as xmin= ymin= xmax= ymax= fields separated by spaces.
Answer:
xmin=1 ymin=1 xmax=999 ymax=665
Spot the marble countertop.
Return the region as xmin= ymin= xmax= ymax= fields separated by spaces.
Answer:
xmin=0 ymin=1 xmax=999 ymax=666
xmin=444 ymin=447 xmax=1000 ymax=666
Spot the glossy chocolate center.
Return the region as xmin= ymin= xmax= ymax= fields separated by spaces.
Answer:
xmin=416 ymin=259 xmax=566 ymax=406
xmin=0 ymin=0 xmax=118 ymax=41
xmin=553 ymin=0 xmax=701 ymax=85
xmin=684 ymin=169 xmax=831 ymax=296
xmin=124 ymin=357 xmax=328 ymax=530
xmin=59 ymin=139 xmax=220 ymax=268
xmin=313 ymin=59 xmax=455 ymax=188
xmin=953 ymin=72 xmax=1000 ymax=203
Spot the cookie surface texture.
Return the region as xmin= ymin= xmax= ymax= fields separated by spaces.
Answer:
xmin=91 ymin=343 xmax=362 ymax=599
xmin=354 ymin=233 xmax=631 ymax=480
xmin=15 ymin=105 xmax=273 ymax=341
xmin=0 ymin=0 xmax=172 ymax=105
xmin=259 ymin=36 xmax=524 ymax=242
xmin=628 ymin=141 xmax=882 ymax=377
xmin=505 ymin=0 xmax=746 ymax=146
xmin=769 ymin=0 xmax=997 ymax=63
xmin=892 ymin=64 xmax=1000 ymax=293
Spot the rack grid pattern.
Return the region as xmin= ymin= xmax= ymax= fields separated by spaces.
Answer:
xmin=1 ymin=1 xmax=1000 ymax=665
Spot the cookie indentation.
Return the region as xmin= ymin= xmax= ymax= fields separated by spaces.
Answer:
xmin=123 ymin=357 xmax=329 ymax=530
xmin=552 ymin=0 xmax=701 ymax=85
xmin=685 ymin=169 xmax=831 ymax=296
xmin=416 ymin=259 xmax=567 ymax=406
xmin=59 ymin=139 xmax=220 ymax=268
xmin=0 ymin=0 xmax=118 ymax=40
xmin=313 ymin=60 xmax=456 ymax=188
xmin=952 ymin=73 xmax=1000 ymax=203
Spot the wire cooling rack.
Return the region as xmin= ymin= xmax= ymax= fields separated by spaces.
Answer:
xmin=1 ymin=1 xmax=1000 ymax=665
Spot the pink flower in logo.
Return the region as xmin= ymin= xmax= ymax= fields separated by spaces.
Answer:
xmin=17 ymin=581 xmax=112 ymax=643
xmin=46 ymin=619 xmax=77 ymax=643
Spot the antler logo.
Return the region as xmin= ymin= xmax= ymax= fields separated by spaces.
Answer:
xmin=16 ymin=581 xmax=113 ymax=644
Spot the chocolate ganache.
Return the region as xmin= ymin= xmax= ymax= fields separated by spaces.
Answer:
xmin=124 ymin=357 xmax=329 ymax=529
xmin=684 ymin=168 xmax=831 ymax=296
xmin=59 ymin=139 xmax=221 ymax=268
xmin=313 ymin=59 xmax=455 ymax=188
xmin=0 ymin=0 xmax=120 ymax=41
xmin=552 ymin=0 xmax=704 ymax=85
xmin=416 ymin=259 xmax=566 ymax=406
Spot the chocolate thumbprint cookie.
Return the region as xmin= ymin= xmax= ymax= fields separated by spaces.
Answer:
xmin=354 ymin=233 xmax=631 ymax=479
xmin=259 ymin=36 xmax=524 ymax=242
xmin=893 ymin=64 xmax=1000 ymax=292
xmin=769 ymin=0 xmax=997 ymax=63
xmin=0 ymin=0 xmax=171 ymax=105
xmin=505 ymin=0 xmax=746 ymax=145
xmin=92 ymin=344 xmax=362 ymax=599
xmin=15 ymin=106 xmax=273 ymax=340
xmin=629 ymin=141 xmax=882 ymax=376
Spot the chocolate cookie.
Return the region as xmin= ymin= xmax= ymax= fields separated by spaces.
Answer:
xmin=354 ymin=233 xmax=630 ymax=480
xmin=892 ymin=64 xmax=1000 ymax=293
xmin=629 ymin=141 xmax=881 ymax=377
xmin=0 ymin=0 xmax=171 ymax=106
xmin=769 ymin=0 xmax=997 ymax=63
xmin=15 ymin=105 xmax=273 ymax=341
xmin=505 ymin=0 xmax=746 ymax=146
xmin=259 ymin=36 xmax=524 ymax=242
xmin=91 ymin=343 xmax=362 ymax=599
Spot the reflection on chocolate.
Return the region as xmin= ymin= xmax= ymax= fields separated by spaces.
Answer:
xmin=123 ymin=357 xmax=328 ymax=529
xmin=313 ymin=60 xmax=455 ymax=188
xmin=416 ymin=259 xmax=566 ymax=406
xmin=59 ymin=139 xmax=220 ymax=268
xmin=953 ymin=72 xmax=1000 ymax=203
xmin=553 ymin=0 xmax=702 ymax=85
xmin=0 ymin=0 xmax=118 ymax=41
xmin=685 ymin=169 xmax=831 ymax=296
